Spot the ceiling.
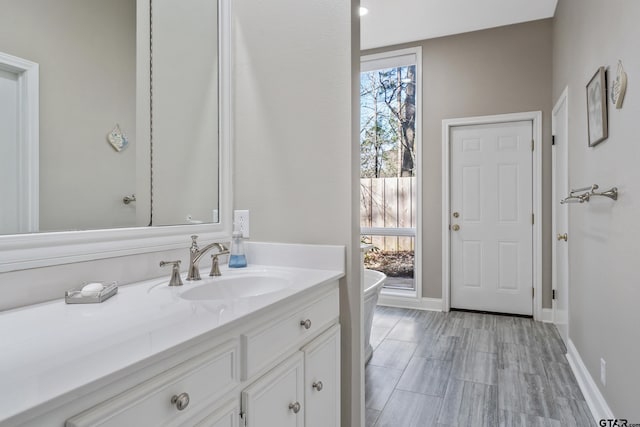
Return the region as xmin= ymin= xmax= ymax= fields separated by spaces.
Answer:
xmin=360 ymin=0 xmax=558 ymax=50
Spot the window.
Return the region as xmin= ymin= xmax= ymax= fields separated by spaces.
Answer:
xmin=360 ymin=48 xmax=421 ymax=294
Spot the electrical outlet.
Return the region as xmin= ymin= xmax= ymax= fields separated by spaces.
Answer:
xmin=234 ymin=210 xmax=250 ymax=238
xmin=600 ymin=358 xmax=606 ymax=386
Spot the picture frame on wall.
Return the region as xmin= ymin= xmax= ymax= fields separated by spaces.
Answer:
xmin=586 ymin=66 xmax=608 ymax=147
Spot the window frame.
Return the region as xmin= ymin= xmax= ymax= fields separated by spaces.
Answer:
xmin=360 ymin=47 xmax=423 ymax=305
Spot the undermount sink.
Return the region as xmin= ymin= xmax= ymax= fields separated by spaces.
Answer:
xmin=179 ymin=275 xmax=292 ymax=301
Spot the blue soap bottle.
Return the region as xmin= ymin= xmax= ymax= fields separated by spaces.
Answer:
xmin=228 ymin=231 xmax=247 ymax=268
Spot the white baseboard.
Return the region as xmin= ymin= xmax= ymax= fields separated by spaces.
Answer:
xmin=566 ymin=339 xmax=614 ymax=422
xmin=540 ymin=308 xmax=554 ymax=323
xmin=377 ymin=295 xmax=442 ymax=311
xmin=377 ymin=297 xmax=550 ymax=316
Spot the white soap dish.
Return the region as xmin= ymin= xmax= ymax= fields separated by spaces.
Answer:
xmin=65 ymin=281 xmax=118 ymax=304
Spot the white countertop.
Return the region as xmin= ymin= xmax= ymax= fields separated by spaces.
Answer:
xmin=0 ymin=263 xmax=343 ymax=423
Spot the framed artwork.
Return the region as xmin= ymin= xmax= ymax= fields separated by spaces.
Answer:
xmin=586 ymin=66 xmax=608 ymax=147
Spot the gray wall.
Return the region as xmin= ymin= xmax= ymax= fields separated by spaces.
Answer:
xmin=364 ymin=20 xmax=554 ymax=308
xmin=232 ymin=0 xmax=360 ymax=425
xmin=0 ymin=0 xmax=139 ymax=232
xmin=553 ymin=0 xmax=640 ymax=419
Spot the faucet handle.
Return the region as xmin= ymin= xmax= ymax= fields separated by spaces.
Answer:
xmin=210 ymin=254 xmax=222 ymax=277
xmin=210 ymin=251 xmax=229 ymax=277
xmin=160 ymin=260 xmax=184 ymax=287
xmin=189 ymin=235 xmax=200 ymax=253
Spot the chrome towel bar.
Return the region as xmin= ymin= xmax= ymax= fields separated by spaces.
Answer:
xmin=561 ymin=184 xmax=618 ymax=204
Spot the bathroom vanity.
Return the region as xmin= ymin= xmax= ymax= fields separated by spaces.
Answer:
xmin=0 ymin=0 xmax=352 ymax=424
xmin=0 ymin=244 xmax=344 ymax=427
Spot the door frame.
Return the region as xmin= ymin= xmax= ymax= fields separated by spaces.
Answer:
xmin=441 ymin=111 xmax=543 ymax=320
xmin=0 ymin=51 xmax=39 ymax=233
xmin=552 ymin=87 xmax=569 ymax=336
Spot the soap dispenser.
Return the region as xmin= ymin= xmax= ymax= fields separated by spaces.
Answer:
xmin=229 ymin=231 xmax=247 ymax=268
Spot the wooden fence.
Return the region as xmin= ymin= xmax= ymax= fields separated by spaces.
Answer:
xmin=360 ymin=177 xmax=416 ymax=251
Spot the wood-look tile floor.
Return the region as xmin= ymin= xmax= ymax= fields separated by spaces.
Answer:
xmin=365 ymin=307 xmax=595 ymax=427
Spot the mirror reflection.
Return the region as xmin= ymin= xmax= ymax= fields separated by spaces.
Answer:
xmin=0 ymin=0 xmax=220 ymax=235
xmin=151 ymin=0 xmax=219 ymax=226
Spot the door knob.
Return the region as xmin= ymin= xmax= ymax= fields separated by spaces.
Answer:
xmin=557 ymin=233 xmax=568 ymax=241
xmin=452 ymin=224 xmax=460 ymax=231
xmin=312 ymin=381 xmax=324 ymax=391
xmin=452 ymin=212 xmax=460 ymax=218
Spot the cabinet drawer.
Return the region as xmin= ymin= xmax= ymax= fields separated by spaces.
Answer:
xmin=66 ymin=340 xmax=239 ymax=427
xmin=241 ymin=288 xmax=339 ymax=380
xmin=192 ymin=399 xmax=240 ymax=427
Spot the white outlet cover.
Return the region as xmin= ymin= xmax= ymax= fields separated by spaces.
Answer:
xmin=234 ymin=210 xmax=250 ymax=238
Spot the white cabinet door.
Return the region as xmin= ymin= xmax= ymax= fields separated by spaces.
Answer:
xmin=303 ymin=325 xmax=340 ymax=427
xmin=241 ymin=352 xmax=304 ymax=427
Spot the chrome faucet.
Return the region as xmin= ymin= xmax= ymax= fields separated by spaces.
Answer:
xmin=187 ymin=235 xmax=229 ymax=280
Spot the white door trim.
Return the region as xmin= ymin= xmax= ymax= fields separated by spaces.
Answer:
xmin=442 ymin=111 xmax=543 ymax=320
xmin=552 ymin=87 xmax=569 ymax=336
xmin=0 ymin=51 xmax=39 ymax=233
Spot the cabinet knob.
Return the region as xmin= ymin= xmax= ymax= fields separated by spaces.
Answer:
xmin=289 ymin=401 xmax=301 ymax=414
xmin=312 ymin=381 xmax=324 ymax=391
xmin=171 ymin=392 xmax=190 ymax=411
xmin=300 ymin=319 xmax=312 ymax=330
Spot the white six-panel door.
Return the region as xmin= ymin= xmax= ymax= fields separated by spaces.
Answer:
xmin=450 ymin=121 xmax=533 ymax=315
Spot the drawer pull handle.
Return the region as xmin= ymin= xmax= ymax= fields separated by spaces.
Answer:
xmin=312 ymin=381 xmax=324 ymax=391
xmin=300 ymin=319 xmax=312 ymax=329
xmin=289 ymin=401 xmax=301 ymax=414
xmin=171 ymin=392 xmax=190 ymax=411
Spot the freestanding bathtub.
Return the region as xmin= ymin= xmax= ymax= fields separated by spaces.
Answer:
xmin=363 ymin=268 xmax=386 ymax=364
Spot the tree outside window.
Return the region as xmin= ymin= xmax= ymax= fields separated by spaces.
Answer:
xmin=360 ymin=65 xmax=416 ymax=179
xmin=360 ymin=65 xmax=417 ymax=290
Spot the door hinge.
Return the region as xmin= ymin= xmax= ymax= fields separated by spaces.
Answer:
xmin=552 ymin=135 xmax=556 ymax=146
xmin=240 ymin=412 xmax=247 ymax=427
xmin=532 ymin=213 xmax=535 ymax=225
xmin=532 ymin=287 xmax=535 ymax=298
xmin=552 ymin=289 xmax=556 ymax=300
xmin=531 ymin=139 xmax=534 ymax=151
